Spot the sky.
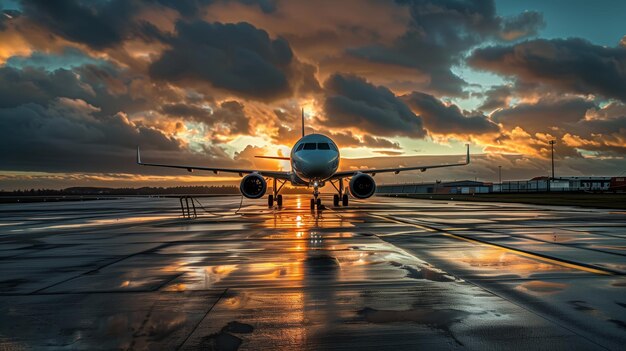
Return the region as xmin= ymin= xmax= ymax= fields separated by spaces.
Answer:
xmin=0 ymin=0 xmax=625 ymax=190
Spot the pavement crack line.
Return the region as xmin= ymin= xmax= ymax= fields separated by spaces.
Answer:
xmin=176 ymin=288 xmax=229 ymax=351
xmin=28 ymin=243 xmax=172 ymax=295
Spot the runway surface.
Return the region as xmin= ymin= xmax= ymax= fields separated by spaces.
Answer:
xmin=1 ymin=195 xmax=625 ymax=350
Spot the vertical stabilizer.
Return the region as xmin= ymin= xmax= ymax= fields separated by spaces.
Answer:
xmin=301 ymin=108 xmax=305 ymax=137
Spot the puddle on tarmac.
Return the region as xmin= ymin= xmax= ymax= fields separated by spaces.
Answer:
xmin=515 ymin=280 xmax=568 ymax=295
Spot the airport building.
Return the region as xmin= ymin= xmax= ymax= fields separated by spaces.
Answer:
xmin=376 ymin=176 xmax=626 ymax=195
xmin=376 ymin=180 xmax=491 ymax=195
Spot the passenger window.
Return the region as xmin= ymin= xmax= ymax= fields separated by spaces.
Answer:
xmin=296 ymin=144 xmax=304 ymax=151
xmin=317 ymin=143 xmax=330 ymax=150
xmin=303 ymin=143 xmax=316 ymax=150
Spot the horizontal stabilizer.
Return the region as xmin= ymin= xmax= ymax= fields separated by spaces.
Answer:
xmin=255 ymin=155 xmax=291 ymax=161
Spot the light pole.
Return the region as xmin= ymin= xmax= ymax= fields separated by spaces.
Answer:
xmin=549 ymin=140 xmax=556 ymax=192
xmin=549 ymin=140 xmax=556 ymax=179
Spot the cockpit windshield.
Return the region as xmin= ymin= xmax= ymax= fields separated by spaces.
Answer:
xmin=296 ymin=141 xmax=336 ymax=152
xmin=317 ymin=143 xmax=330 ymax=150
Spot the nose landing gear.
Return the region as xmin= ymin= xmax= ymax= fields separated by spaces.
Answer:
xmin=310 ymin=186 xmax=322 ymax=211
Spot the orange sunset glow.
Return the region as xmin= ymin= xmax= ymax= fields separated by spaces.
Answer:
xmin=1 ymin=0 xmax=625 ymax=190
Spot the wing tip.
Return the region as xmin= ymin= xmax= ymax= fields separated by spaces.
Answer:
xmin=136 ymin=146 xmax=142 ymax=164
xmin=466 ymin=144 xmax=470 ymax=164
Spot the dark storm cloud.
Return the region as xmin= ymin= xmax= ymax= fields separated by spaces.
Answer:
xmin=328 ymin=131 xmax=401 ymax=149
xmin=469 ymin=38 xmax=626 ymax=101
xmin=0 ymin=98 xmax=182 ymax=173
xmin=362 ymin=135 xmax=401 ymax=149
xmin=150 ymin=0 xmax=214 ymax=16
xmin=0 ymin=9 xmax=20 ymax=30
xmin=150 ymin=0 xmax=276 ymax=17
xmin=500 ymin=11 xmax=545 ymax=40
xmin=403 ymin=91 xmax=499 ymax=134
xmin=347 ymin=0 xmax=544 ymax=95
xmin=0 ymin=64 xmax=154 ymax=116
xmin=0 ymin=66 xmax=89 ymax=108
xmin=476 ymin=84 xmax=513 ymax=111
xmin=491 ymin=97 xmax=595 ymax=134
xmin=20 ymin=0 xmax=143 ymax=49
xmin=322 ymin=74 xmax=426 ymax=138
xmin=149 ymin=20 xmax=320 ymax=101
xmin=162 ymin=100 xmax=251 ymax=134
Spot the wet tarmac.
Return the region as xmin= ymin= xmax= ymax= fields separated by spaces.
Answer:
xmin=1 ymin=195 xmax=625 ymax=350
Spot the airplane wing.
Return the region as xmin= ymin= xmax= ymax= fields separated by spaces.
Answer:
xmin=330 ymin=144 xmax=470 ymax=179
xmin=136 ymin=147 xmax=291 ymax=180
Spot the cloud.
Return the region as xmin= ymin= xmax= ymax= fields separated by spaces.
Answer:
xmin=362 ymin=135 xmax=401 ymax=149
xmin=469 ymin=38 xmax=626 ymax=101
xmin=0 ymin=62 xmax=169 ymax=116
xmin=0 ymin=98 xmax=182 ymax=173
xmin=403 ymin=91 xmax=499 ymax=134
xmin=491 ymin=97 xmax=594 ymax=134
xmin=476 ymin=84 xmax=513 ymax=111
xmin=322 ymin=74 xmax=426 ymax=138
xmin=161 ymin=100 xmax=251 ymax=135
xmin=500 ymin=11 xmax=545 ymax=40
xmin=373 ymin=150 xmax=404 ymax=156
xmin=324 ymin=131 xmax=401 ymax=149
xmin=149 ymin=20 xmax=320 ymax=101
xmin=20 ymin=0 xmax=142 ymax=49
xmin=345 ymin=0 xmax=544 ymax=95
xmin=234 ymin=144 xmax=283 ymax=170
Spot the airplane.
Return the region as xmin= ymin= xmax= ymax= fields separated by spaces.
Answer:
xmin=137 ymin=110 xmax=470 ymax=210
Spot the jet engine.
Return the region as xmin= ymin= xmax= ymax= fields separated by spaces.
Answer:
xmin=349 ymin=173 xmax=376 ymax=199
xmin=239 ymin=173 xmax=267 ymax=199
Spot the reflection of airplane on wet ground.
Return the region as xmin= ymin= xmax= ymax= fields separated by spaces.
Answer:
xmin=137 ymin=110 xmax=469 ymax=210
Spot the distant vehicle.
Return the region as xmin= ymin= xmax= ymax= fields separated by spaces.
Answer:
xmin=137 ymin=110 xmax=470 ymax=210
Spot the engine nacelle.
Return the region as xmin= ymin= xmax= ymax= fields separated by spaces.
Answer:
xmin=240 ymin=173 xmax=267 ymax=199
xmin=349 ymin=173 xmax=376 ymax=199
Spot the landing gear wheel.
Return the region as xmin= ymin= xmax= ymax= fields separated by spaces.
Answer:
xmin=342 ymin=194 xmax=349 ymax=206
xmin=268 ymin=194 xmax=274 ymax=207
xmin=310 ymin=198 xmax=315 ymax=210
xmin=316 ymin=198 xmax=322 ymax=210
xmin=276 ymin=194 xmax=283 ymax=207
xmin=333 ymin=194 xmax=340 ymax=206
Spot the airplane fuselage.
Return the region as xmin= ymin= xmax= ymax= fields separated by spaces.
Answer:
xmin=290 ymin=133 xmax=340 ymax=184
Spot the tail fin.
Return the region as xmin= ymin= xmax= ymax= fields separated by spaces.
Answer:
xmin=301 ymin=108 xmax=305 ymax=137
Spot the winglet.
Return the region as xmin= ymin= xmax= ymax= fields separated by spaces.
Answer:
xmin=466 ymin=144 xmax=470 ymax=164
xmin=301 ymin=108 xmax=305 ymax=137
xmin=136 ymin=146 xmax=142 ymax=164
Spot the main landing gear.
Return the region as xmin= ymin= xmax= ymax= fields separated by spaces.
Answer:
xmin=330 ymin=179 xmax=349 ymax=207
xmin=268 ymin=178 xmax=286 ymax=208
xmin=268 ymin=194 xmax=283 ymax=207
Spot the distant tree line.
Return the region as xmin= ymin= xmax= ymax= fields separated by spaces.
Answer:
xmin=0 ymin=185 xmax=315 ymax=196
xmin=0 ymin=186 xmax=241 ymax=196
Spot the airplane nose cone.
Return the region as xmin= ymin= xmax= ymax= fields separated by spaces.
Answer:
xmin=295 ymin=152 xmax=338 ymax=179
